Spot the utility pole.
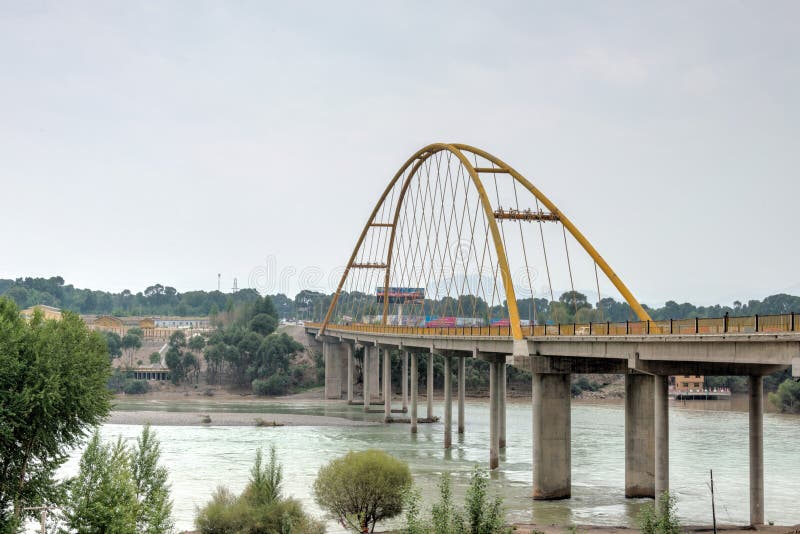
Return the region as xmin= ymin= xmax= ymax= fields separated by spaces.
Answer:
xmin=217 ymin=273 xmax=221 ymax=292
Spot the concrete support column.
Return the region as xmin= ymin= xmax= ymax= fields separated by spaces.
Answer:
xmin=346 ymin=344 xmax=354 ymax=403
xmin=324 ymin=342 xmax=342 ymax=400
xmin=369 ymin=349 xmax=380 ymax=401
xmin=427 ymin=353 xmax=434 ymax=420
xmin=499 ymin=361 xmax=507 ymax=449
xmin=402 ymin=352 xmax=409 ymax=412
xmin=383 ymin=349 xmax=392 ymax=422
xmin=362 ymin=347 xmax=371 ymax=411
xmin=532 ymin=372 xmax=571 ymax=499
xmin=749 ymin=375 xmax=764 ymax=525
xmin=410 ymin=353 xmax=418 ymax=433
xmin=489 ymin=361 xmax=500 ymax=469
xmin=625 ymin=373 xmax=655 ymax=498
xmin=457 ymin=357 xmax=465 ymax=434
xmin=444 ymin=356 xmax=453 ymax=449
xmin=654 ymin=375 xmax=669 ymax=508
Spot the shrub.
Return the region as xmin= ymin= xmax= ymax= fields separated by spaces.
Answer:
xmin=638 ymin=491 xmax=681 ymax=534
xmin=768 ymin=378 xmax=800 ymax=413
xmin=252 ymin=374 xmax=291 ymax=396
xmin=314 ymin=449 xmax=412 ymax=532
xmin=403 ymin=466 xmax=509 ymax=534
xmin=123 ymin=379 xmax=150 ymax=395
xmin=195 ymin=446 xmax=322 ymax=534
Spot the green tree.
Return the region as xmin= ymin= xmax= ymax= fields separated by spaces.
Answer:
xmin=638 ymin=491 xmax=681 ymax=534
xmin=63 ymin=432 xmax=138 ymax=533
xmin=250 ymin=313 xmax=278 ymax=336
xmin=0 ymin=299 xmax=111 ymax=526
xmin=104 ymin=331 xmax=123 ymax=359
xmin=149 ymin=351 xmax=161 ymax=365
xmin=132 ymin=425 xmax=174 ymax=534
xmin=768 ymin=378 xmax=800 ymax=413
xmin=314 ymin=449 xmax=412 ymax=532
xmin=188 ymin=335 xmax=206 ymax=353
xmin=195 ymin=447 xmax=322 ymax=534
xmin=122 ymin=332 xmax=143 ymax=367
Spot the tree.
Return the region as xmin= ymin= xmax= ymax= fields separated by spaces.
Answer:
xmin=188 ymin=335 xmax=206 ymax=353
xmin=149 ymin=351 xmax=161 ymax=365
xmin=122 ymin=332 xmax=142 ymax=367
xmin=0 ymin=298 xmax=111 ymax=526
xmin=104 ymin=331 xmax=123 ymax=359
xmin=195 ymin=446 xmax=322 ymax=533
xmin=314 ymin=449 xmax=412 ymax=532
xmin=250 ymin=312 xmax=278 ymax=336
xmin=132 ymin=425 xmax=174 ymax=534
xmin=63 ymin=432 xmax=138 ymax=533
xmin=63 ymin=426 xmax=174 ymax=534
xmin=769 ymin=378 xmax=800 ymax=413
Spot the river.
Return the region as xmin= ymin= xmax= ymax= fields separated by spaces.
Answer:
xmin=56 ymin=398 xmax=799 ymax=531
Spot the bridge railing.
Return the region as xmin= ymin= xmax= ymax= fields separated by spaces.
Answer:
xmin=310 ymin=312 xmax=799 ymax=338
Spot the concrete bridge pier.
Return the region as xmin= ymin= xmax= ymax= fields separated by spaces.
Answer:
xmin=427 ymin=353 xmax=434 ymax=420
xmin=750 ymin=375 xmax=764 ymax=525
xmin=402 ymin=352 xmax=409 ymax=413
xmin=499 ymin=362 xmax=507 ymax=449
xmin=323 ymin=339 xmax=344 ymax=400
xmin=457 ymin=357 xmax=465 ymax=434
xmin=443 ymin=355 xmax=453 ymax=448
xmin=654 ymin=374 xmax=669 ymax=509
xmin=362 ymin=345 xmax=372 ymax=411
xmin=383 ymin=348 xmax=392 ymax=422
xmin=410 ymin=353 xmax=418 ymax=433
xmin=345 ymin=343 xmax=354 ymax=404
xmin=489 ymin=361 xmax=500 ymax=469
xmin=625 ymin=373 xmax=655 ymax=498
xmin=532 ymin=370 xmax=571 ymax=499
xmin=370 ymin=347 xmax=380 ymax=402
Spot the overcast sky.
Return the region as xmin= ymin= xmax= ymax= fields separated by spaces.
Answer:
xmin=1 ymin=1 xmax=798 ymax=306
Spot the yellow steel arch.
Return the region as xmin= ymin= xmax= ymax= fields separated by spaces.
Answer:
xmin=320 ymin=143 xmax=651 ymax=340
xmin=321 ymin=143 xmax=523 ymax=338
xmin=452 ymin=143 xmax=652 ymax=322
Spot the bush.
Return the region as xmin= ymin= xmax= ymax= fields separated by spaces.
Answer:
xmin=314 ymin=449 xmax=412 ymax=532
xmin=195 ymin=446 xmax=322 ymax=534
xmin=638 ymin=491 xmax=680 ymax=534
xmin=123 ymin=379 xmax=150 ymax=395
xmin=252 ymin=374 xmax=291 ymax=396
xmin=768 ymin=378 xmax=800 ymax=413
xmin=403 ymin=466 xmax=509 ymax=534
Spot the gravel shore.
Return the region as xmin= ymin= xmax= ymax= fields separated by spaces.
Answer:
xmin=106 ymin=410 xmax=378 ymax=427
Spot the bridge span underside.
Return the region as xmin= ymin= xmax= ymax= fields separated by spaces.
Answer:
xmin=309 ymin=326 xmax=800 ymax=526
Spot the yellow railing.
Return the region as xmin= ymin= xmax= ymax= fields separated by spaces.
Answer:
xmin=308 ymin=312 xmax=800 ymax=338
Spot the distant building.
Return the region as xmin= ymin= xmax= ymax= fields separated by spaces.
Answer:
xmin=93 ymin=315 xmax=124 ymax=329
xmin=153 ymin=317 xmax=210 ymax=329
xmin=20 ymin=304 xmax=62 ymax=321
xmin=674 ymin=375 xmax=704 ymax=392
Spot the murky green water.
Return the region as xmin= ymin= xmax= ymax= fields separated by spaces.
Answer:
xmin=59 ymin=399 xmax=799 ymax=531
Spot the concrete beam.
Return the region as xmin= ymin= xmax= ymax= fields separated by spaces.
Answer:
xmin=444 ymin=356 xmax=452 ymax=449
xmin=411 ymin=353 xmax=418 ymax=433
xmin=654 ymin=375 xmax=669 ymax=508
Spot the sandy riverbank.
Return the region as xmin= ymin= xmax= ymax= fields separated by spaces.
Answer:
xmin=106 ymin=409 xmax=378 ymax=427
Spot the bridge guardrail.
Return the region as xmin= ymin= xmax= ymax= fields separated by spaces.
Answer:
xmin=308 ymin=311 xmax=799 ymax=338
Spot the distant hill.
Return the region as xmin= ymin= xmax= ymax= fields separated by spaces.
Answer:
xmin=1 ymin=275 xmax=799 ymax=322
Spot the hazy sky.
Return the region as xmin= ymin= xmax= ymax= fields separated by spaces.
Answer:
xmin=1 ymin=1 xmax=798 ymax=306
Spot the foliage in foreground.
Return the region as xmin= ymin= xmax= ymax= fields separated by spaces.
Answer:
xmin=638 ymin=491 xmax=681 ymax=534
xmin=314 ymin=449 xmax=412 ymax=533
xmin=62 ymin=424 xmax=174 ymax=533
xmin=195 ymin=446 xmax=323 ymax=534
xmin=403 ymin=466 xmax=509 ymax=534
xmin=0 ymin=298 xmax=112 ymax=529
xmin=768 ymin=378 xmax=800 ymax=413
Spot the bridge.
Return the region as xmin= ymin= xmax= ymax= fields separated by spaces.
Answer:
xmin=305 ymin=143 xmax=800 ymax=525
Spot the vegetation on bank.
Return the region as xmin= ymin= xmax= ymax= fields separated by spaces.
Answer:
xmin=0 ymin=298 xmax=112 ymax=529
xmin=4 ymin=276 xmax=800 ymax=327
xmin=195 ymin=446 xmax=323 ymax=533
xmin=62 ymin=425 xmax=173 ymax=533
